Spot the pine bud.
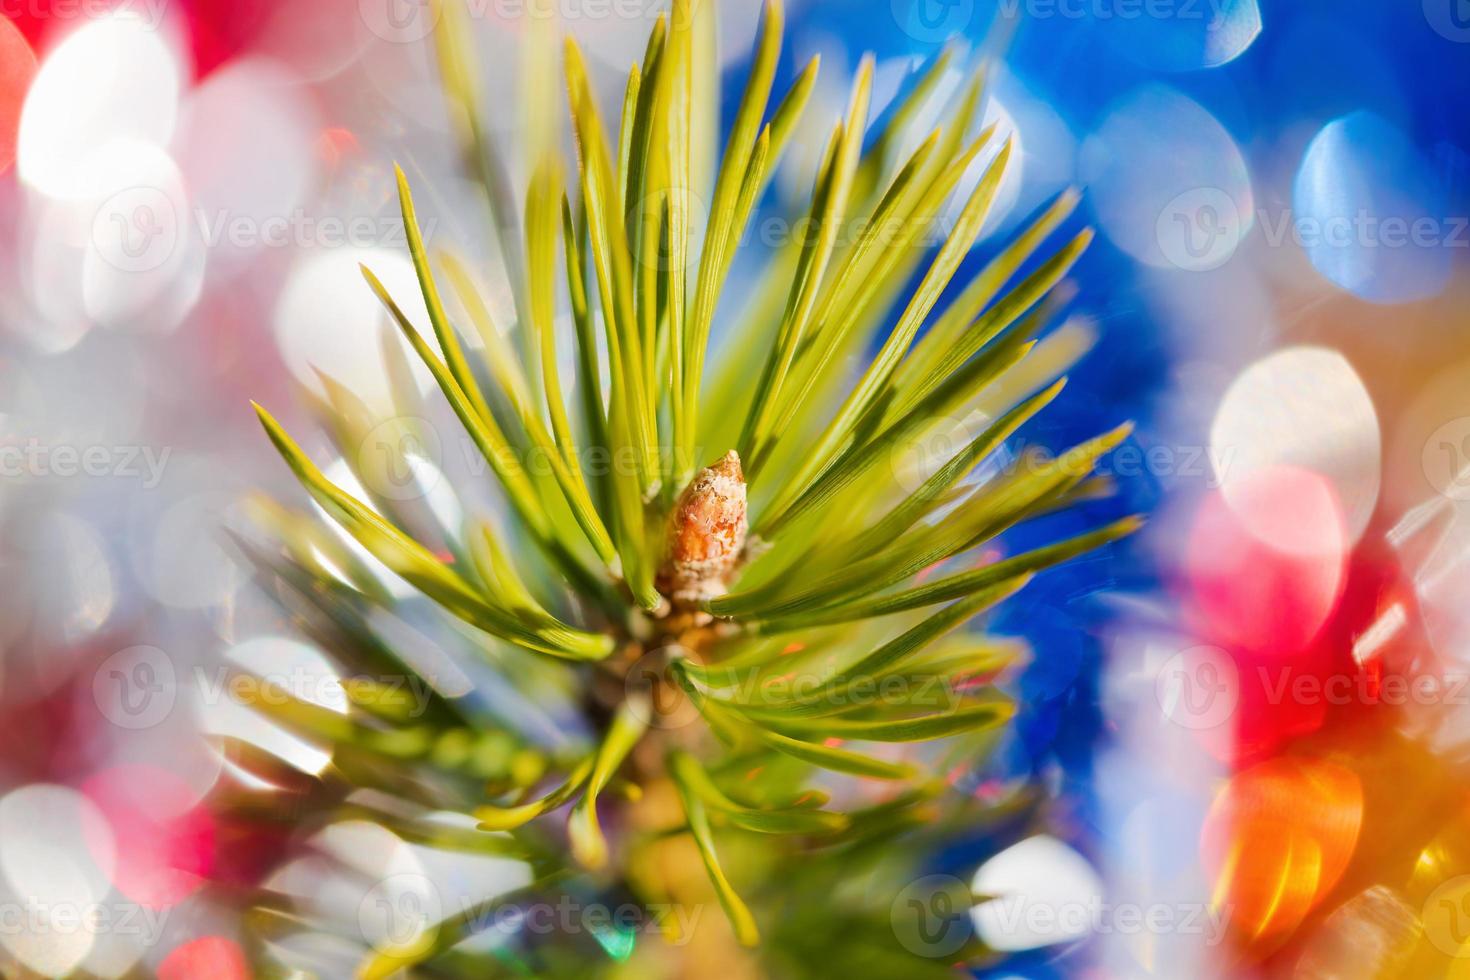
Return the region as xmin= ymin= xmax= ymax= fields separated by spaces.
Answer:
xmin=659 ymin=450 xmax=747 ymax=606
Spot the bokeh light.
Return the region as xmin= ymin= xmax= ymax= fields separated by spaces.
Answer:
xmin=1101 ymin=0 xmax=1262 ymax=72
xmin=1082 ymin=85 xmax=1254 ymax=272
xmin=17 ymin=13 xmax=181 ymax=201
xmin=1201 ymin=757 xmax=1363 ymax=948
xmin=1294 ymin=111 xmax=1453 ymax=304
xmin=1209 ymin=346 xmax=1381 ymax=545
xmin=1187 ymin=465 xmax=1348 ymax=655
xmin=1 ymin=1 xmax=1468 ymax=977
xmin=0 ymin=13 xmax=36 ymax=174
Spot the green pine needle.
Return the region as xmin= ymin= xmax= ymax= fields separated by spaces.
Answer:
xmin=242 ymin=0 xmax=1141 ymax=970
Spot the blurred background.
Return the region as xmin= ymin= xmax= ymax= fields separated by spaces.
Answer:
xmin=1 ymin=0 xmax=1469 ymax=976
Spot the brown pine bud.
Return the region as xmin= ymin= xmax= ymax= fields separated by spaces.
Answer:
xmin=658 ymin=450 xmax=747 ymax=607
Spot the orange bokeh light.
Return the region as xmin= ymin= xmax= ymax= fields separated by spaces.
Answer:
xmin=1201 ymin=756 xmax=1364 ymax=953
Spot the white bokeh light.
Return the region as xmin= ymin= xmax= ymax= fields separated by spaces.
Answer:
xmin=1083 ymin=85 xmax=1253 ymax=272
xmin=971 ymin=834 xmax=1105 ymax=953
xmin=196 ymin=636 xmax=351 ymax=777
xmin=177 ymin=59 xmax=320 ymax=280
xmin=1209 ymin=346 xmax=1381 ymax=545
xmin=274 ymin=247 xmax=441 ymax=413
xmin=939 ymin=94 xmax=1024 ymax=244
xmin=81 ymin=138 xmax=201 ymax=331
xmin=0 ymin=784 xmax=116 ymax=977
xmin=18 ymin=13 xmax=181 ymax=201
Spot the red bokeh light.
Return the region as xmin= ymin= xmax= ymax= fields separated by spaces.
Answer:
xmin=7 ymin=0 xmax=273 ymax=76
xmin=159 ymin=936 xmax=250 ymax=980
xmin=1186 ymin=465 xmax=1349 ymax=656
xmin=0 ymin=13 xmax=36 ymax=174
xmin=82 ymin=764 xmax=215 ymax=909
